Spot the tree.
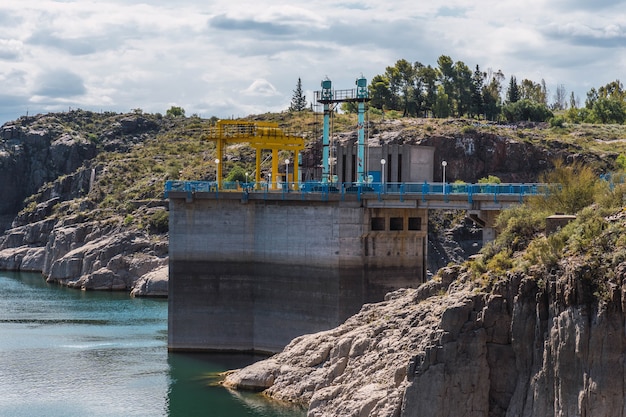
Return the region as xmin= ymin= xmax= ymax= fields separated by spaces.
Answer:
xmin=454 ymin=61 xmax=473 ymax=117
xmin=551 ymin=84 xmax=567 ymax=111
xmin=433 ymin=85 xmax=450 ymax=118
xmin=482 ymin=69 xmax=504 ymax=121
xmin=506 ymin=76 xmax=520 ymax=103
xmin=502 ymin=99 xmax=553 ymax=122
xmin=289 ymin=78 xmax=307 ymax=112
xmin=418 ymin=65 xmax=439 ymax=117
xmin=470 ymin=65 xmax=485 ymax=118
xmin=437 ymin=55 xmax=455 ymax=114
xmin=369 ymin=74 xmax=392 ymax=110
xmin=166 ymin=106 xmax=185 ymax=117
xmin=520 ymin=79 xmax=546 ymax=103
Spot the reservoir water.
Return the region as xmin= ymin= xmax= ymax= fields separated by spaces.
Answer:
xmin=0 ymin=271 xmax=306 ymax=417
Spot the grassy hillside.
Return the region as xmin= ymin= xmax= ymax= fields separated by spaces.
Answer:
xmin=13 ymin=110 xmax=626 ymax=237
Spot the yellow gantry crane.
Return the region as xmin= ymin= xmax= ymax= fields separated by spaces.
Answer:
xmin=207 ymin=120 xmax=305 ymax=190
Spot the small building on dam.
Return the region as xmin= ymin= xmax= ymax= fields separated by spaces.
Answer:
xmin=168 ymin=144 xmax=437 ymax=353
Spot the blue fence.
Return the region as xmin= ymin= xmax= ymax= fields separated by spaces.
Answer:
xmin=165 ymin=180 xmax=549 ymax=203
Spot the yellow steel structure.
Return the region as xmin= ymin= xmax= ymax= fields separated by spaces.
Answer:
xmin=207 ymin=120 xmax=305 ymax=190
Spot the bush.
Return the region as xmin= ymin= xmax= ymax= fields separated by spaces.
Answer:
xmin=550 ymin=115 xmax=565 ymax=128
xmin=148 ymin=209 xmax=169 ymax=234
xmin=502 ymin=99 xmax=553 ymax=122
xmin=529 ymin=159 xmax=598 ymax=214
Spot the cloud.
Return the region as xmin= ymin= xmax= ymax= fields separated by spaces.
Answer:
xmin=209 ymin=14 xmax=298 ymax=37
xmin=34 ymin=69 xmax=86 ymax=98
xmin=242 ymin=79 xmax=280 ymax=97
xmin=544 ymin=22 xmax=626 ymax=48
xmin=0 ymin=39 xmax=23 ymax=60
xmin=0 ymin=0 xmax=623 ymax=125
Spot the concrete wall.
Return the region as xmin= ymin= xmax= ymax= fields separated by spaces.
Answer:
xmin=334 ymin=144 xmax=434 ymax=184
xmin=168 ymin=196 xmax=428 ymax=352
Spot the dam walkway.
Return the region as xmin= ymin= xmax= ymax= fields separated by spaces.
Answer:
xmin=165 ymin=180 xmax=547 ymax=211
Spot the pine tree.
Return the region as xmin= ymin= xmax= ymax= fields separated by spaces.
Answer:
xmin=506 ymin=76 xmax=520 ymax=103
xmin=289 ymin=78 xmax=307 ymax=112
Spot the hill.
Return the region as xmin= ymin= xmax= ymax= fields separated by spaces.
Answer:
xmin=0 ymin=110 xmax=625 ymax=296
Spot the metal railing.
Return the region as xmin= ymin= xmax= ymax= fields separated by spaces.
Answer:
xmin=165 ymin=180 xmax=549 ymax=203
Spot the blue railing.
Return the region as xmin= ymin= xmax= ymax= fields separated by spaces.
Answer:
xmin=165 ymin=180 xmax=549 ymax=203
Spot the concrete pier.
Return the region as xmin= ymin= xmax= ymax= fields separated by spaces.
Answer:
xmin=168 ymin=193 xmax=428 ymax=353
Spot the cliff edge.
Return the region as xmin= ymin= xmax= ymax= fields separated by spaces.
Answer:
xmin=224 ymin=206 xmax=626 ymax=417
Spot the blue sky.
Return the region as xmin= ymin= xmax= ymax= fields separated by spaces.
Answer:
xmin=0 ymin=0 xmax=624 ymax=124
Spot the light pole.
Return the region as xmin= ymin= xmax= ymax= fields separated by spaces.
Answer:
xmin=214 ymin=158 xmax=220 ymax=189
xmin=285 ymin=159 xmax=290 ymax=191
xmin=380 ymin=158 xmax=386 ymax=193
xmin=441 ymin=160 xmax=447 ymax=193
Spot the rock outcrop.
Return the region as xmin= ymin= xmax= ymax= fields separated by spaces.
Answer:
xmin=0 ymin=110 xmax=168 ymax=296
xmin=224 ymin=254 xmax=626 ymax=417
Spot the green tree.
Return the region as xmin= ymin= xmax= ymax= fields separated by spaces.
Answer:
xmin=482 ymin=69 xmax=504 ymax=121
xmin=470 ymin=65 xmax=485 ymax=118
xmin=454 ymin=61 xmax=473 ymax=117
xmin=520 ymin=79 xmax=546 ymax=103
xmin=590 ymin=97 xmax=626 ymax=124
xmin=437 ymin=55 xmax=455 ymax=114
xmin=433 ymin=85 xmax=450 ymax=118
xmin=502 ymin=99 xmax=553 ymax=122
xmin=418 ymin=64 xmax=439 ymax=117
xmin=369 ymin=74 xmax=392 ymax=110
xmin=506 ymin=76 xmax=520 ymax=103
xmin=166 ymin=106 xmax=185 ymax=117
xmin=289 ymin=78 xmax=307 ymax=112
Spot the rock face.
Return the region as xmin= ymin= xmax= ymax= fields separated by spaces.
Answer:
xmin=0 ymin=110 xmax=168 ymax=296
xmin=224 ymin=260 xmax=626 ymax=417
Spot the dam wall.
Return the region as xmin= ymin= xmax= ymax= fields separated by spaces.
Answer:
xmin=168 ymin=193 xmax=428 ymax=353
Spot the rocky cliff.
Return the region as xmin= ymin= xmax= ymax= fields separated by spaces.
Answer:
xmin=0 ymin=110 xmax=168 ymax=296
xmin=223 ymin=207 xmax=626 ymax=417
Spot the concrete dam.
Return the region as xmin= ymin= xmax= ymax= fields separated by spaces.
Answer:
xmin=167 ymin=190 xmax=428 ymax=353
xmin=167 ymin=179 xmax=538 ymax=353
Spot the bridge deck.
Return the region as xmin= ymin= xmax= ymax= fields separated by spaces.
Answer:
xmin=165 ymin=180 xmax=546 ymax=210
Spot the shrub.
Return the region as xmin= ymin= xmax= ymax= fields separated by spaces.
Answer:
xmin=529 ymin=159 xmax=598 ymax=215
xmin=502 ymin=99 xmax=553 ymax=122
xmin=148 ymin=209 xmax=169 ymax=234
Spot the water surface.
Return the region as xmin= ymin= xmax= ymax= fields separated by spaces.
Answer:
xmin=0 ymin=271 xmax=305 ymax=417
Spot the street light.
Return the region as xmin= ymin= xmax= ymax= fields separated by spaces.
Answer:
xmin=245 ymin=171 xmax=249 ymax=185
xmin=285 ymin=159 xmax=290 ymax=191
xmin=380 ymin=158 xmax=386 ymax=193
xmin=441 ymin=160 xmax=447 ymax=183
xmin=214 ymin=158 xmax=220 ymax=188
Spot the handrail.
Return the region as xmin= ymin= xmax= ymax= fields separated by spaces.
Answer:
xmin=165 ymin=180 xmax=550 ymax=203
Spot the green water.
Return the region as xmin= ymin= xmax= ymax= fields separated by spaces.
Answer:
xmin=0 ymin=271 xmax=305 ymax=417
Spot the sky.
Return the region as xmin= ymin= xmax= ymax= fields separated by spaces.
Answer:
xmin=0 ymin=0 xmax=625 ymax=125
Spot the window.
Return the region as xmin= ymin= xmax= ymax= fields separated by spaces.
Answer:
xmin=371 ymin=217 xmax=385 ymax=231
xmin=390 ymin=217 xmax=403 ymax=231
xmin=408 ymin=217 xmax=421 ymax=231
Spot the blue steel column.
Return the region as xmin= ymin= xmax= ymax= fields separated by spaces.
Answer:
xmin=356 ymin=76 xmax=368 ymax=183
xmin=321 ymin=78 xmax=332 ymax=183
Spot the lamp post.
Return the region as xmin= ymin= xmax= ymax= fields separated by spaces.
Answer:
xmin=214 ymin=158 xmax=220 ymax=189
xmin=285 ymin=159 xmax=290 ymax=191
xmin=245 ymin=171 xmax=249 ymax=185
xmin=380 ymin=158 xmax=386 ymax=193
xmin=441 ymin=160 xmax=447 ymax=193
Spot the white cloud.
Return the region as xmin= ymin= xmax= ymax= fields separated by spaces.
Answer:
xmin=242 ymin=79 xmax=280 ymax=97
xmin=0 ymin=0 xmax=624 ymax=123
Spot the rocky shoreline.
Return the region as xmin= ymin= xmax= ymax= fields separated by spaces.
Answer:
xmin=223 ymin=258 xmax=626 ymax=417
